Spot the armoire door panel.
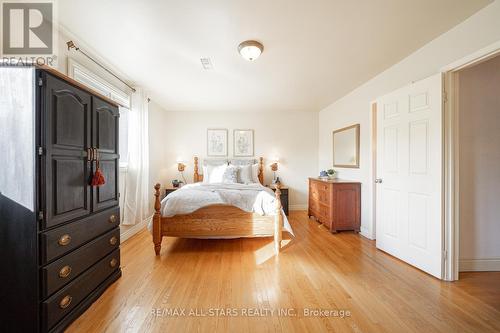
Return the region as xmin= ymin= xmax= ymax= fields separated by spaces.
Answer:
xmin=93 ymin=158 xmax=119 ymax=211
xmin=52 ymin=156 xmax=90 ymax=217
xmin=92 ymin=97 xmax=119 ymax=212
xmin=94 ymin=97 xmax=119 ymax=154
xmin=53 ymin=91 xmax=87 ymax=150
xmin=43 ymin=73 xmax=92 ymax=229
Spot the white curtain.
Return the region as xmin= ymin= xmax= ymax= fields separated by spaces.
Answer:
xmin=122 ymin=88 xmax=150 ymax=225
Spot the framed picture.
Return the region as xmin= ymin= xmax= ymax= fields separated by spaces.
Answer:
xmin=207 ymin=129 xmax=228 ymax=157
xmin=233 ymin=129 xmax=254 ymax=157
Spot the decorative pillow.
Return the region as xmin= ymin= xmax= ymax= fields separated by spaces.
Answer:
xmin=238 ymin=164 xmax=253 ymax=184
xmin=205 ymin=164 xmax=227 ymax=183
xmin=222 ymin=165 xmax=239 ymax=183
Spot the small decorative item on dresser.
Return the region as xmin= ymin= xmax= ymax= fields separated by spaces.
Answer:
xmin=327 ymin=169 xmax=336 ymax=179
xmin=319 ymin=168 xmax=336 ymax=179
xmin=308 ymin=177 xmax=361 ymax=233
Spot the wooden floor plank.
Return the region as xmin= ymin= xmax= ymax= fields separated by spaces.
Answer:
xmin=66 ymin=211 xmax=500 ymax=333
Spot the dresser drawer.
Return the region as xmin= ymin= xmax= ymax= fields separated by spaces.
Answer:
xmin=309 ymin=200 xmax=319 ymax=215
xmin=310 ymin=180 xmax=330 ymax=192
xmin=41 ymin=228 xmax=120 ymax=299
xmin=311 ymin=188 xmax=330 ymax=204
xmin=41 ymin=207 xmax=119 ymax=264
xmin=43 ymin=248 xmax=120 ymax=331
xmin=317 ymin=202 xmax=330 ymax=220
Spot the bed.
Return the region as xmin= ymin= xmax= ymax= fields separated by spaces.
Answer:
xmin=152 ymin=157 xmax=290 ymax=255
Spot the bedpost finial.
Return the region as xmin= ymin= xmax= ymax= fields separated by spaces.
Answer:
xmin=194 ymin=156 xmax=200 ymax=182
xmin=154 ymin=183 xmax=161 ymax=192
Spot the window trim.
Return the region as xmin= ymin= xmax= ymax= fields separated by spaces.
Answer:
xmin=67 ymin=58 xmax=131 ymax=108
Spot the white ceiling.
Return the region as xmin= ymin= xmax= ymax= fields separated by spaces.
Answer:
xmin=59 ymin=0 xmax=491 ymax=112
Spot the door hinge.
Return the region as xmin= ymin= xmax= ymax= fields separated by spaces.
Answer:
xmin=37 ymin=147 xmax=44 ymax=156
xmin=443 ymin=250 xmax=448 ymax=261
xmin=38 ymin=211 xmax=44 ymax=221
xmin=38 ymin=77 xmax=44 ymax=87
xmin=443 ymin=90 xmax=448 ymax=104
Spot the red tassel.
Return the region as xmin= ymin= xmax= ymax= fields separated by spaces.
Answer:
xmin=91 ymin=161 xmax=106 ymax=186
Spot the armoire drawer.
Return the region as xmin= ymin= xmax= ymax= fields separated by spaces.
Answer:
xmin=43 ymin=249 xmax=120 ymax=331
xmin=41 ymin=228 xmax=120 ymax=299
xmin=41 ymin=207 xmax=119 ymax=264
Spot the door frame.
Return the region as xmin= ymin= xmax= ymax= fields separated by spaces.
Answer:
xmin=371 ymin=102 xmax=378 ymax=240
xmin=441 ymin=40 xmax=500 ymax=281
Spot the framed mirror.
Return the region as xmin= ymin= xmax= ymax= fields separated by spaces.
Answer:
xmin=333 ymin=124 xmax=360 ymax=168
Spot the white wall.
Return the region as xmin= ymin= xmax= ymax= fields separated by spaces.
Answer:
xmin=459 ymin=55 xmax=500 ymax=271
xmin=148 ymin=104 xmax=318 ymax=209
xmin=318 ymin=1 xmax=500 ymax=239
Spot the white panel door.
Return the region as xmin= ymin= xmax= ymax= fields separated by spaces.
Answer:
xmin=376 ymin=73 xmax=443 ymax=279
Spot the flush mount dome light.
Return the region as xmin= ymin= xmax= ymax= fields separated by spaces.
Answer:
xmin=238 ymin=40 xmax=264 ymax=61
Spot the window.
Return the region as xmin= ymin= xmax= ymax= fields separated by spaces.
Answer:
xmin=68 ymin=58 xmax=131 ymax=168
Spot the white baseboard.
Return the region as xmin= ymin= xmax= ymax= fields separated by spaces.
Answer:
xmin=360 ymin=226 xmax=374 ymax=240
xmin=120 ymin=217 xmax=150 ymax=243
xmin=459 ymin=258 xmax=500 ymax=272
xmin=290 ymin=204 xmax=307 ymax=211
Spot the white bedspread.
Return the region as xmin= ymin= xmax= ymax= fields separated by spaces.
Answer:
xmin=155 ymin=183 xmax=293 ymax=235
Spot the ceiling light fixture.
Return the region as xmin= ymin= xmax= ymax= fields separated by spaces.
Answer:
xmin=238 ymin=40 xmax=264 ymax=61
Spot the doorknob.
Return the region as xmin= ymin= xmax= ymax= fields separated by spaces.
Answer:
xmin=375 ymin=178 xmax=383 ymax=184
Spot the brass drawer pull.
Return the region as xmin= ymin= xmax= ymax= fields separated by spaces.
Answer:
xmin=109 ymin=236 xmax=118 ymax=246
xmin=59 ymin=295 xmax=72 ymax=309
xmin=109 ymin=214 xmax=117 ymax=223
xmin=58 ymin=265 xmax=72 ymax=278
xmin=110 ymin=258 xmax=118 ymax=268
xmin=58 ymin=234 xmax=71 ymax=246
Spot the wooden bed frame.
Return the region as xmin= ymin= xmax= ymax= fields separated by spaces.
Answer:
xmin=153 ymin=156 xmax=284 ymax=255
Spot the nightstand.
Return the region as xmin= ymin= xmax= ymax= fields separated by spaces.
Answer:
xmin=268 ymin=185 xmax=289 ymax=216
xmin=165 ymin=187 xmax=178 ymax=197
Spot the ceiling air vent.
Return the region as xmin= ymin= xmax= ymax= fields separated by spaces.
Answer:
xmin=200 ymin=57 xmax=213 ymax=70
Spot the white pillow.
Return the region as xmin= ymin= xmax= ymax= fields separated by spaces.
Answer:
xmin=202 ymin=166 xmax=209 ymax=184
xmin=251 ymin=163 xmax=260 ymax=183
xmin=204 ymin=164 xmax=227 ymax=183
xmin=238 ymin=164 xmax=253 ymax=184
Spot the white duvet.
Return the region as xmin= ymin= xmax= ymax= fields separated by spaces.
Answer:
xmin=153 ymin=182 xmax=293 ymax=236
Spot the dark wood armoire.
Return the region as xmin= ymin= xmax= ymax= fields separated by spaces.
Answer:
xmin=0 ymin=66 xmax=121 ymax=332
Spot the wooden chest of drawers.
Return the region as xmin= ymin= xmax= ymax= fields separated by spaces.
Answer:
xmin=308 ymin=178 xmax=361 ymax=233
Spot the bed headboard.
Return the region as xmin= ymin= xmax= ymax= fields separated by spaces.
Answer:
xmin=193 ymin=156 xmax=264 ymax=185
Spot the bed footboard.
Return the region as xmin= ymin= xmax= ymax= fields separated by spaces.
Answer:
xmin=152 ymin=182 xmax=283 ymax=256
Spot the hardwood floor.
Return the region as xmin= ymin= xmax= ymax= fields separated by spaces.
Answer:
xmin=67 ymin=211 xmax=500 ymax=333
